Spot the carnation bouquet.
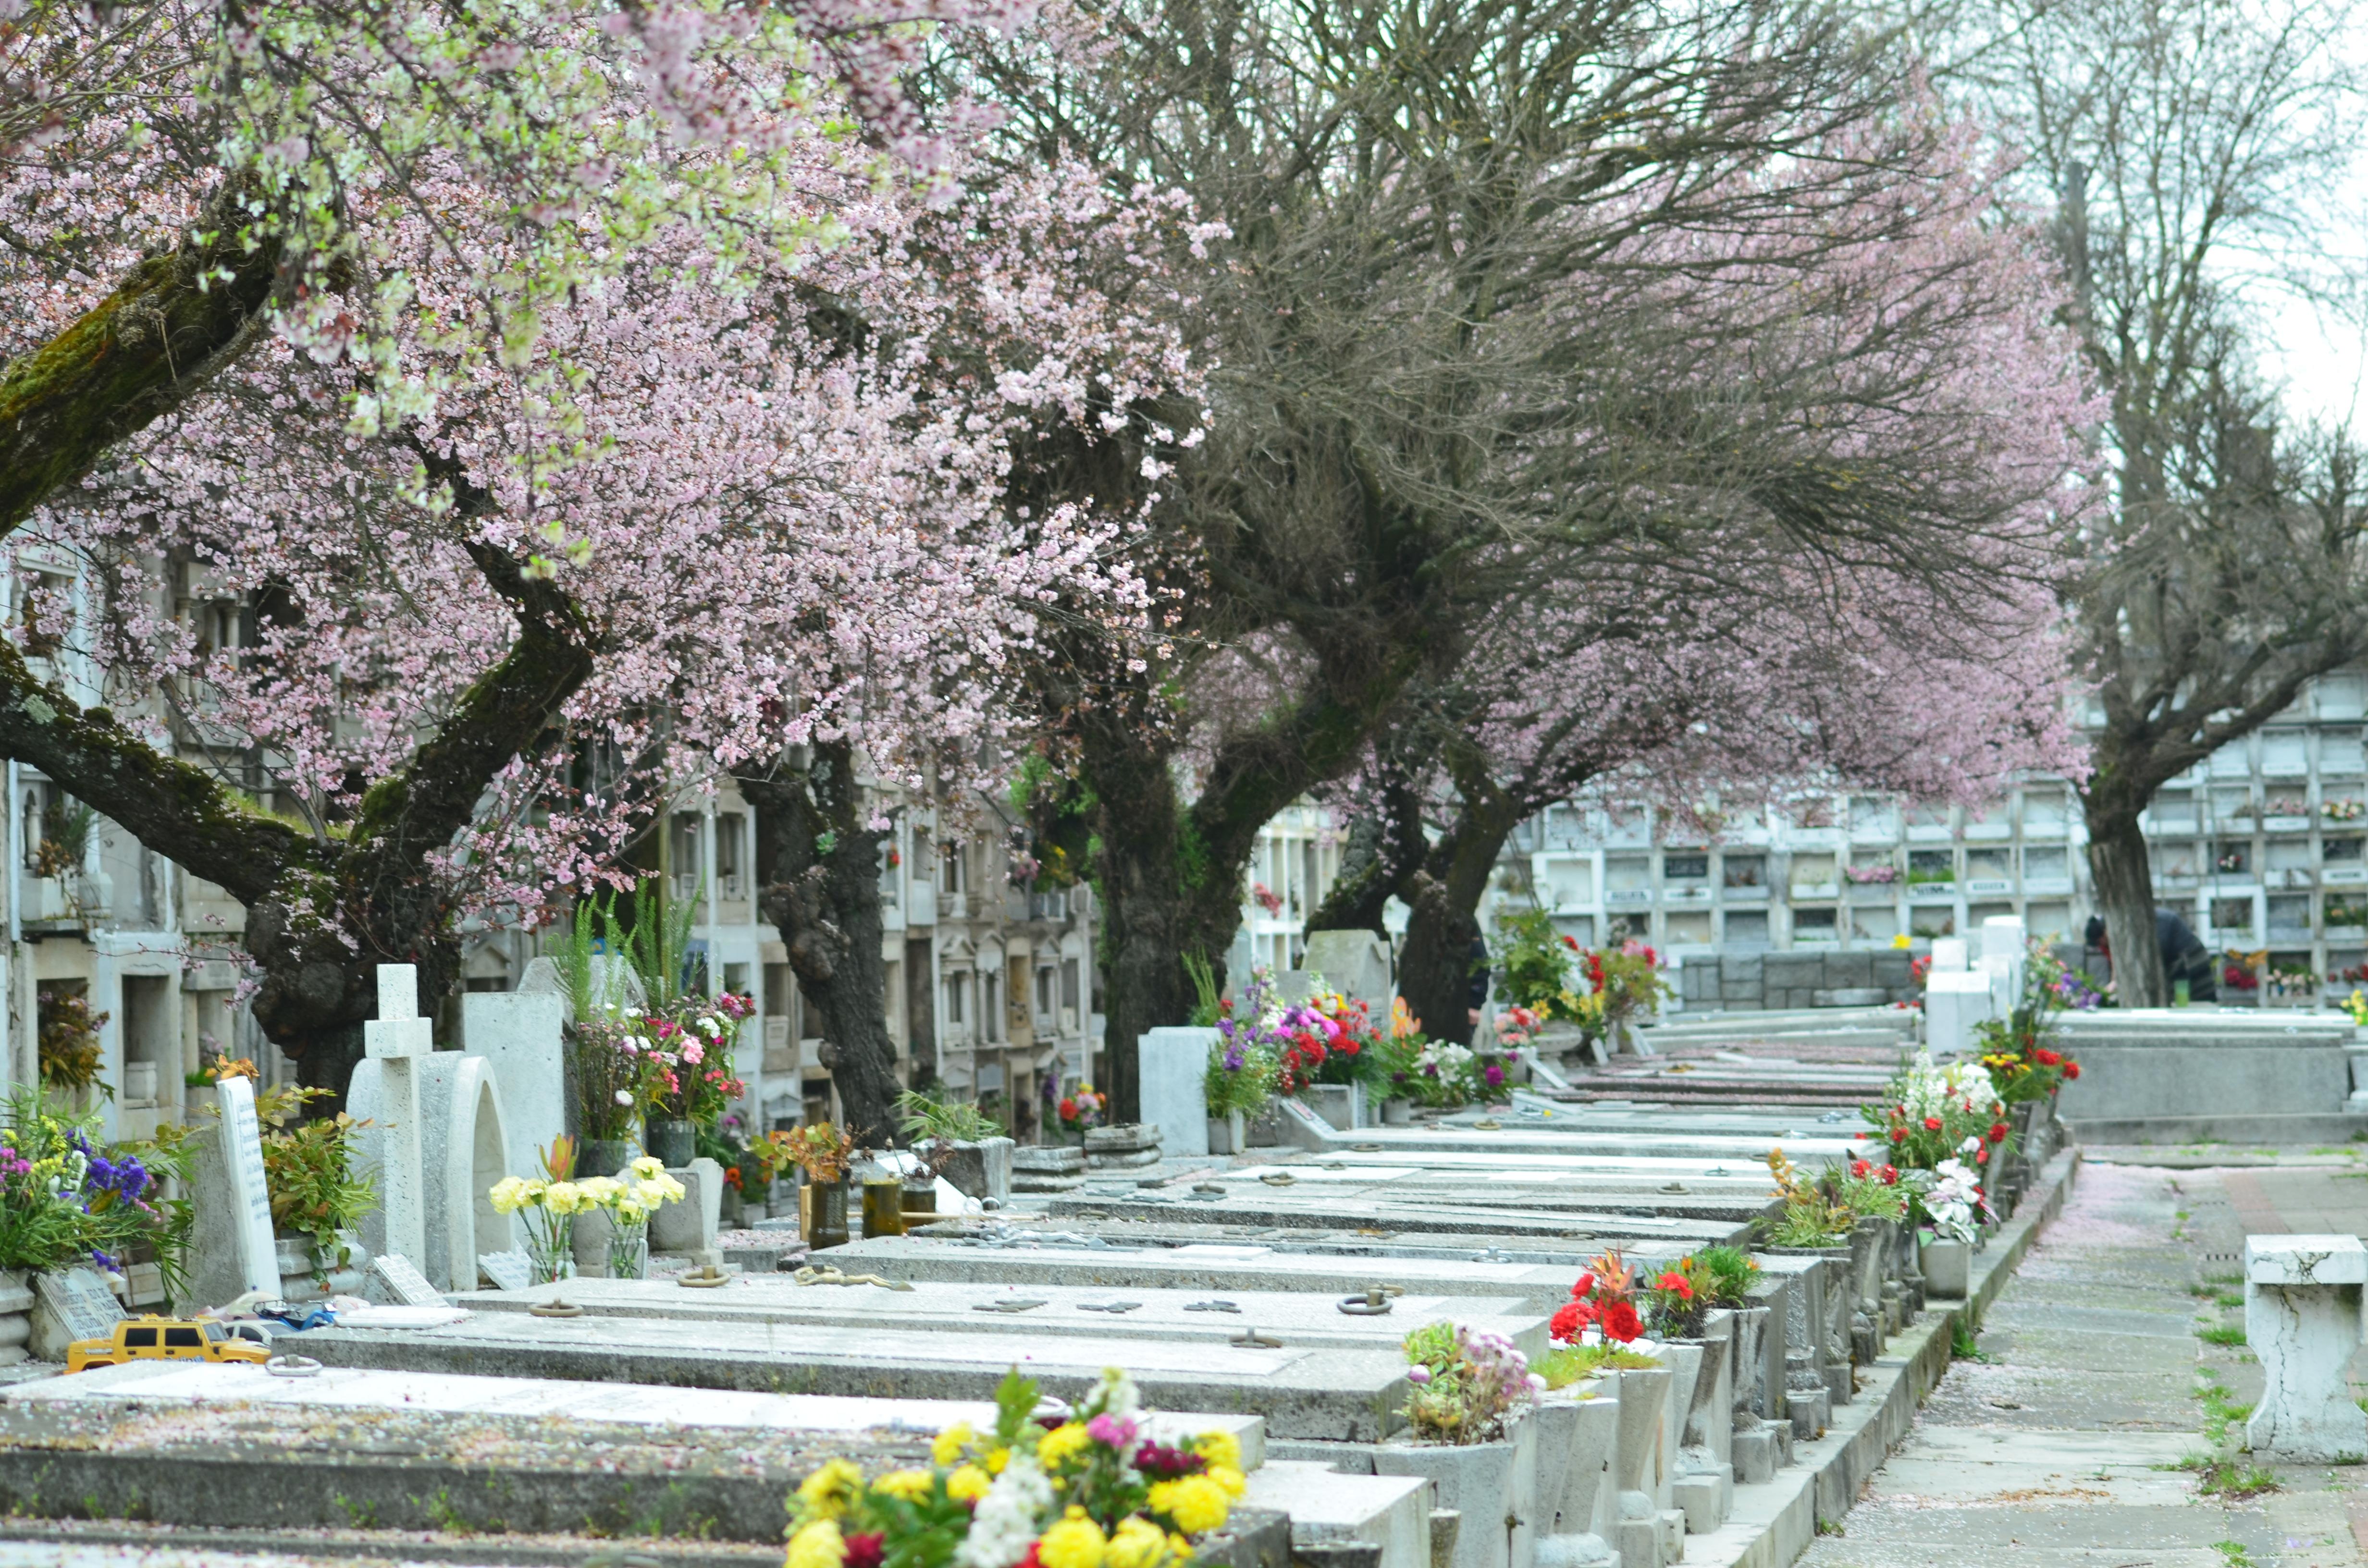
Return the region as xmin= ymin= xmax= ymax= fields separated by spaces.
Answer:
xmin=783 ymin=1368 xmax=1245 ymax=1568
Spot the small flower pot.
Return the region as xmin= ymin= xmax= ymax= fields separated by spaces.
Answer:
xmin=861 ymin=1177 xmax=907 ymax=1238
xmin=1919 ymin=1236 xmax=1971 ymax=1298
xmin=1205 ymin=1110 xmax=1249 ymax=1155
xmin=649 ymin=1118 xmax=697 ymax=1169
xmin=801 ymin=1179 xmax=850 ymax=1250
xmin=1382 ymin=1097 xmax=1413 ymax=1126
xmin=901 ymin=1181 xmax=938 ymax=1220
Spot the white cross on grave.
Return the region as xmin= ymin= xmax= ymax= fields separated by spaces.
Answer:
xmin=365 ymin=964 xmax=435 ymax=1272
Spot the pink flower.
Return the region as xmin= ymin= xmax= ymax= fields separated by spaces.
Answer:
xmin=1085 ymin=1412 xmax=1138 ymax=1448
xmin=683 ymin=1041 xmax=704 ymax=1065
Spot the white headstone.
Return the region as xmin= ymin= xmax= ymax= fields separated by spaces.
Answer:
xmin=367 ymin=1251 xmax=447 ymax=1308
xmin=1981 ymin=916 xmax=2029 ymax=1012
xmin=1139 ymin=1026 xmax=1217 ymax=1158
xmin=478 ymin=1250 xmax=534 ymax=1291
xmin=2245 ymin=1234 xmax=2368 ymax=1461
xmin=215 ymin=1076 xmax=284 ymax=1300
xmin=418 ymin=1052 xmax=516 ymax=1293
xmin=463 ymin=991 xmax=564 ymax=1180
xmin=362 ymin=963 xmax=433 ymax=1271
xmin=1923 ymin=969 xmax=1995 ymax=1058
xmin=1929 ymin=938 xmax=1970 ymax=973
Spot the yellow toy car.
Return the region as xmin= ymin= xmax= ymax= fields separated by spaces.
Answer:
xmin=66 ymin=1315 xmax=272 ymax=1372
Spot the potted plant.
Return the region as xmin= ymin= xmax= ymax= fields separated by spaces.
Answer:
xmin=2 ymin=1082 xmax=192 ymax=1330
xmin=896 ymin=1089 xmax=1004 ymax=1211
xmin=1202 ymin=1032 xmax=1275 ymax=1154
xmin=785 ymin=1121 xmax=855 ymax=1250
xmin=255 ymin=1084 xmax=377 ymax=1287
xmin=1376 ymin=1322 xmax=1544 ymax=1568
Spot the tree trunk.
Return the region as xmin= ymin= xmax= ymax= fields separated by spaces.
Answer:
xmin=1305 ymin=774 xmax=1427 ymax=935
xmin=740 ymin=744 xmax=903 ymax=1147
xmin=2085 ymin=806 xmax=2169 ymax=1007
xmin=0 ymin=176 xmax=286 ymax=531
xmin=1077 ymin=731 xmax=1196 ymax=1125
xmin=1394 ymin=809 xmax=1516 ymax=1046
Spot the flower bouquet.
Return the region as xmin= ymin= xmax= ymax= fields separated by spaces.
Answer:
xmin=1402 ymin=1321 xmax=1543 ymax=1444
xmin=580 ymin=1155 xmax=686 ymax=1279
xmin=783 ymin=1367 xmax=1244 ymax=1568
xmin=1548 ymin=1250 xmax=1644 ymax=1346
xmin=1057 ymin=1086 xmax=1108 ymax=1139
xmin=488 ymin=1138 xmax=604 ymax=1283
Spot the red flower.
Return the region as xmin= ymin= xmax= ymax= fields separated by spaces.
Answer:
xmin=1889 ymin=1128 xmax=1907 ymax=1143
xmin=2064 ymin=1062 xmax=2081 ymax=1080
xmin=1879 ymin=1164 xmax=1899 ymax=1184
xmin=1550 ymin=1300 xmax=1595 ymax=1341
xmin=1561 ymin=935 xmax=1579 ymax=950
xmin=1655 ymin=1272 xmax=1693 ymax=1300
xmin=845 ymin=1535 xmax=887 ymax=1568
xmin=1975 ymin=1147 xmax=1989 ymax=1164
xmin=1922 ymin=1116 xmax=1943 ymax=1132
xmin=1059 ymin=1098 xmax=1078 ymax=1120
xmin=1598 ymin=1299 xmax=1642 ymax=1343
xmin=1987 ymin=1122 xmax=2010 ymax=1143
xmin=2032 ymin=1047 xmax=2060 ymax=1066
xmin=1016 ymin=1545 xmax=1042 ymax=1568
xmin=1850 ymin=1159 xmax=1871 ymax=1178
xmin=1569 ymin=1272 xmax=1596 ymax=1300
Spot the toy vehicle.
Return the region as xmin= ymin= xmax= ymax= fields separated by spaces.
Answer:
xmin=66 ymin=1316 xmax=273 ymax=1372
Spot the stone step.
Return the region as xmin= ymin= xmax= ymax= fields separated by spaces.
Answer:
xmin=1244 ymin=1459 xmax=1431 ymax=1568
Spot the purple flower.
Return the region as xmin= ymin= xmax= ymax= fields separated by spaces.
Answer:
xmin=1406 ymin=1365 xmax=1431 ymax=1384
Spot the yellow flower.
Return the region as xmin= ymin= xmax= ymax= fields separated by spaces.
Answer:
xmin=487 ymin=1176 xmax=535 ymax=1215
xmin=1038 ymin=1508 xmax=1108 ymax=1568
xmin=869 ymin=1468 xmax=935 ymax=1504
xmin=1205 ymin=1466 xmax=1246 ymax=1500
xmin=1891 ymin=932 xmax=1912 ymax=949
xmin=798 ymin=1458 xmax=867 ymax=1520
xmin=986 ymin=1446 xmax=1011 ymax=1476
xmin=786 ymin=1519 xmax=847 ymax=1568
xmin=1038 ymin=1422 xmax=1092 ymax=1470
xmin=1148 ymin=1476 xmax=1230 ymax=1536
xmin=933 ymin=1422 xmax=976 ymax=1468
xmin=1190 ymin=1431 xmax=1241 ymax=1474
xmin=629 ymin=1154 xmax=668 ymax=1180
xmin=946 ymin=1465 xmax=992 ymax=1502
xmin=1104 ymin=1516 xmax=1171 ymax=1568
xmin=544 ymin=1180 xmax=586 ymax=1214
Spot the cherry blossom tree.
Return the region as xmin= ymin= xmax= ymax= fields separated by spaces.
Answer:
xmin=989 ymin=0 xmax=2097 ymax=1118
xmin=0 ymin=45 xmax=1188 ymax=1108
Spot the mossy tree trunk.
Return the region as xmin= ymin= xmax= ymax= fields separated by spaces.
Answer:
xmin=738 ymin=741 xmax=904 ymax=1147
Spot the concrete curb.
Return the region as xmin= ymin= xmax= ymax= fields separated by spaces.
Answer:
xmin=1684 ymin=1146 xmax=2083 ymax=1568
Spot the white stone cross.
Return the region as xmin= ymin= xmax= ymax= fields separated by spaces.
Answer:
xmin=2246 ymin=1233 xmax=2368 ymax=1461
xmin=364 ymin=964 xmax=433 ymax=1272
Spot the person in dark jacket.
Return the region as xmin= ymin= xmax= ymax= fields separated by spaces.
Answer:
xmin=2084 ymin=909 xmax=2217 ymax=1002
xmin=1467 ymin=935 xmax=1491 ymax=1027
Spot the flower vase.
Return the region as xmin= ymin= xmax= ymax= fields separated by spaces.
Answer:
xmin=1374 ymin=1412 xmax=1535 ymax=1568
xmin=861 ymin=1177 xmax=907 ymax=1237
xmin=901 ymin=1179 xmax=937 ymax=1221
xmin=521 ymin=1209 xmax=577 ymax=1285
xmin=1918 ymin=1235 xmax=1970 ymax=1298
xmin=650 ymin=1118 xmax=696 ymax=1168
xmin=801 ymin=1178 xmax=850 ymax=1250
xmin=580 ymin=1137 xmax=637 ymax=1178
xmin=605 ymin=1219 xmax=650 ymax=1281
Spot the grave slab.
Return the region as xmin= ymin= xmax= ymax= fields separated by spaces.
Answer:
xmin=454 ymin=1274 xmax=1552 ymax=1357
xmin=1041 ymin=1192 xmax=1750 ymax=1248
xmin=828 ymin=1237 xmax=1585 ymax=1300
xmin=296 ymin=1310 xmax=1419 ymax=1439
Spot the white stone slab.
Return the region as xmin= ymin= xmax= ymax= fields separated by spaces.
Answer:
xmin=0 ymin=1360 xmax=1263 ymax=1464
xmin=213 ymin=1076 xmax=283 ymax=1300
xmin=1141 ymin=1026 xmax=1217 ymax=1159
xmin=1924 ymin=969 xmax=1994 ymax=1058
xmin=463 ymin=989 xmax=565 ymax=1180
xmin=367 ymin=1252 xmax=446 ymax=1308
xmin=2247 ymin=1234 xmax=2368 ymax=1286
xmin=1246 ymin=1460 xmax=1430 ymax=1568
xmin=31 ymin=1267 xmax=123 ymax=1355
xmin=1929 ymin=938 xmax=1969 ymax=973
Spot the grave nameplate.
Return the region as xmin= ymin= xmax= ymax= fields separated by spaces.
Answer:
xmin=35 ymin=1267 xmax=125 ymax=1348
xmin=479 ymin=1251 xmax=535 ymax=1292
xmin=369 ymin=1252 xmax=448 ymax=1308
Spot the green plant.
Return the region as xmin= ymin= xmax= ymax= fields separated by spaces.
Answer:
xmin=1689 ymin=1246 xmax=1760 ymax=1307
xmin=36 ymin=987 xmax=106 ymax=1092
xmin=1492 ymin=907 xmax=1573 ymax=1013
xmin=32 ymin=801 xmax=94 ymax=879
xmin=1184 ymin=952 xmax=1222 ymax=1028
xmin=1204 ymin=1033 xmax=1277 ymax=1119
xmin=1534 ymin=1344 xmax=1661 ymax=1388
xmin=896 ymin=1089 xmax=1004 ymax=1143
xmin=2197 ymin=1322 xmax=2247 ymax=1348
xmin=0 ymin=1083 xmax=192 ymax=1295
xmin=255 ymin=1085 xmax=377 ymax=1276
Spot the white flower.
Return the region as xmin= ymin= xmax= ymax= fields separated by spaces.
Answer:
xmin=953 ymin=1451 xmax=1053 ymax=1568
xmin=614 ymin=1090 xmax=634 ymax=1106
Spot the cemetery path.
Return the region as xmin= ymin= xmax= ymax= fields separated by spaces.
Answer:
xmin=1796 ymin=1156 xmax=2368 ymax=1568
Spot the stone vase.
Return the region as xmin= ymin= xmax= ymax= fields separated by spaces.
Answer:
xmin=1205 ymin=1115 xmax=1238 ymax=1156
xmin=1382 ymin=1097 xmax=1413 ymax=1125
xmin=1919 ymin=1236 xmax=1971 ymax=1298
xmin=901 ymin=1180 xmax=938 ymax=1222
xmin=580 ymin=1137 xmax=638 ymax=1178
xmin=649 ymin=1118 xmax=697 ymax=1169
xmin=1374 ymin=1412 xmax=1536 ymax=1568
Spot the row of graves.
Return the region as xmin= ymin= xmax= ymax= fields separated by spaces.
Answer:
xmin=0 ymin=956 xmax=2083 ymax=1568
